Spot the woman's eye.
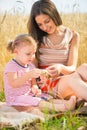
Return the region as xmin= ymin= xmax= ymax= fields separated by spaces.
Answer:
xmin=38 ymin=18 xmax=50 ymax=27
xmin=45 ymin=18 xmax=50 ymax=23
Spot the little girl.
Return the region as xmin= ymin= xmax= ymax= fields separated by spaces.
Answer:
xmin=4 ymin=34 xmax=76 ymax=114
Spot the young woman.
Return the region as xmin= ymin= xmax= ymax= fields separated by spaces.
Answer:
xmin=4 ymin=34 xmax=76 ymax=116
xmin=27 ymin=0 xmax=87 ymax=101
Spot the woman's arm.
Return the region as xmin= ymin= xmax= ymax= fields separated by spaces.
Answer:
xmin=47 ymin=31 xmax=80 ymax=77
xmin=61 ymin=31 xmax=80 ymax=74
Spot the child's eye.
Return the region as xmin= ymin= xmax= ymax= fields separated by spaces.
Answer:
xmin=26 ymin=52 xmax=35 ymax=56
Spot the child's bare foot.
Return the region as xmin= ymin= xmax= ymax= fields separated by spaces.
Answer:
xmin=54 ymin=96 xmax=76 ymax=112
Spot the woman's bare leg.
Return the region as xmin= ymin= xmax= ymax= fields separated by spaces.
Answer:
xmin=77 ymin=63 xmax=87 ymax=81
xmin=68 ymin=72 xmax=87 ymax=100
xmin=58 ymin=72 xmax=87 ymax=101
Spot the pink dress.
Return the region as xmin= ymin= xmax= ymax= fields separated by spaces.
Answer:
xmin=4 ymin=59 xmax=41 ymax=106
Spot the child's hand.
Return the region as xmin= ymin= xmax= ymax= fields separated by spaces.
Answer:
xmin=32 ymin=85 xmax=41 ymax=96
xmin=29 ymin=68 xmax=42 ymax=78
xmin=36 ymin=89 xmax=41 ymax=97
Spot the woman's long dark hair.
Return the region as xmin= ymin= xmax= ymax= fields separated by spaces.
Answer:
xmin=27 ymin=0 xmax=62 ymax=43
xmin=27 ymin=0 xmax=62 ymax=60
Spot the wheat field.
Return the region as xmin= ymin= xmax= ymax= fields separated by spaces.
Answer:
xmin=0 ymin=13 xmax=87 ymax=91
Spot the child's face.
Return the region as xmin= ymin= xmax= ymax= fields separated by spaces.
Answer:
xmin=16 ymin=44 xmax=36 ymax=66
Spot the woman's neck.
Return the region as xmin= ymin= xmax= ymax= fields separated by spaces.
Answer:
xmin=47 ymin=25 xmax=66 ymax=45
xmin=48 ymin=25 xmax=65 ymax=36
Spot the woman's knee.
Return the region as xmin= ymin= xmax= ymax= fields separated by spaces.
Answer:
xmin=63 ymin=72 xmax=81 ymax=88
xmin=76 ymin=63 xmax=87 ymax=81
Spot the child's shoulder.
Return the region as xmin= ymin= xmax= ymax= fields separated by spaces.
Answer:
xmin=5 ymin=60 xmax=16 ymax=67
xmin=4 ymin=60 xmax=19 ymax=72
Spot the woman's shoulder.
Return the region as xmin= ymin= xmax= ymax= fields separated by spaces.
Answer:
xmin=59 ymin=25 xmax=73 ymax=37
xmin=65 ymin=26 xmax=80 ymax=40
xmin=61 ymin=25 xmax=79 ymax=35
xmin=69 ymin=29 xmax=80 ymax=46
xmin=72 ymin=30 xmax=80 ymax=39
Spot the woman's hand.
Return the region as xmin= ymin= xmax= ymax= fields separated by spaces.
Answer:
xmin=46 ymin=64 xmax=63 ymax=78
xmin=41 ymin=69 xmax=51 ymax=79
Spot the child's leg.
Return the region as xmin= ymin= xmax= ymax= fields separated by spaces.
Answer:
xmin=30 ymin=107 xmax=44 ymax=117
xmin=38 ymin=96 xmax=76 ymax=112
xmin=49 ymin=96 xmax=75 ymax=104
xmin=50 ymin=96 xmax=76 ymax=111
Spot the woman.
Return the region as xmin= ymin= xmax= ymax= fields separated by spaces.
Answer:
xmin=27 ymin=0 xmax=87 ymax=101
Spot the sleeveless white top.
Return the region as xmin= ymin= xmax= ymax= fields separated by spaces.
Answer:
xmin=39 ymin=28 xmax=73 ymax=66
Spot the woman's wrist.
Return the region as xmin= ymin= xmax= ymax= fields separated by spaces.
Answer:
xmin=56 ymin=64 xmax=63 ymax=75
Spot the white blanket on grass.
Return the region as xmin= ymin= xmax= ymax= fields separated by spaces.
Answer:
xmin=0 ymin=102 xmax=44 ymax=129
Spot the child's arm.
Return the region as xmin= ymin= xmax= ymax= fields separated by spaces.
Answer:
xmin=7 ymin=68 xmax=41 ymax=88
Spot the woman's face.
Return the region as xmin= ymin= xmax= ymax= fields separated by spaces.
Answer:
xmin=35 ymin=14 xmax=57 ymax=34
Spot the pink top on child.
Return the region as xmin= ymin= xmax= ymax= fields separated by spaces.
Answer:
xmin=4 ymin=59 xmax=41 ymax=106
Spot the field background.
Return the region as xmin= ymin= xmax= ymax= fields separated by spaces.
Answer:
xmin=0 ymin=13 xmax=87 ymax=92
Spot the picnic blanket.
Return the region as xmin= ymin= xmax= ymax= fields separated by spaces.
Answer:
xmin=0 ymin=102 xmax=87 ymax=130
xmin=0 ymin=102 xmax=45 ymax=130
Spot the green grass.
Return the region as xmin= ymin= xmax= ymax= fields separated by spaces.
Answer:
xmin=40 ymin=112 xmax=87 ymax=130
xmin=0 ymin=91 xmax=5 ymax=102
xmin=0 ymin=92 xmax=87 ymax=130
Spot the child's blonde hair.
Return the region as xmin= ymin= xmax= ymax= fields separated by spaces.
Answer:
xmin=7 ymin=34 xmax=37 ymax=53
